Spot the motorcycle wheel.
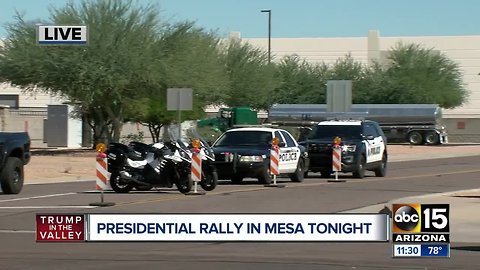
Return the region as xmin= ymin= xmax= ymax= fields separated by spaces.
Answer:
xmin=200 ymin=169 xmax=218 ymax=191
xmin=176 ymin=173 xmax=192 ymax=194
xmin=110 ymin=172 xmax=134 ymax=193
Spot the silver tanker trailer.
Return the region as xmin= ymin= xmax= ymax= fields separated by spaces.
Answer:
xmin=268 ymin=104 xmax=448 ymax=145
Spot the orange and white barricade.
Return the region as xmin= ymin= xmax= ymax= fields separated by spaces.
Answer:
xmin=270 ymin=145 xmax=279 ymax=177
xmin=329 ymin=137 xmax=345 ymax=182
xmin=191 ymin=152 xmax=202 ymax=183
xmin=267 ymin=137 xmax=284 ymax=187
xmin=186 ymin=139 xmax=206 ymax=195
xmin=90 ymin=143 xmax=115 ymax=207
xmin=332 ymin=146 xmax=341 ymax=173
xmin=96 ymin=152 xmax=109 ymax=190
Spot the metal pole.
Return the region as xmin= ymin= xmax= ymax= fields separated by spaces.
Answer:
xmin=268 ymin=10 xmax=271 ymax=63
xmin=261 ymin=9 xmax=271 ymax=63
xmin=177 ymin=91 xmax=181 ymax=139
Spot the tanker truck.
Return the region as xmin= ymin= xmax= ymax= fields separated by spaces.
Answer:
xmin=268 ymin=104 xmax=448 ymax=145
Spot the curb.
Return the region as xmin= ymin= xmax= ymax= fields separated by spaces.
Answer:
xmin=340 ymin=188 xmax=480 ymax=214
xmin=390 ymin=152 xmax=480 ymax=162
xmin=389 ymin=188 xmax=480 ymax=201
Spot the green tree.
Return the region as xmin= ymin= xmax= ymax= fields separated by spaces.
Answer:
xmin=0 ymin=0 xmax=162 ymax=145
xmin=125 ymin=22 xmax=229 ymax=142
xmin=264 ymin=43 xmax=467 ymax=108
xmin=328 ymin=54 xmax=374 ymax=103
xmin=273 ymin=55 xmax=330 ymax=104
xmin=371 ymin=43 xmax=468 ymax=108
xmin=159 ymin=22 xmax=229 ymax=105
xmin=221 ymin=40 xmax=277 ymax=109
xmin=125 ymin=90 xmax=207 ymax=143
xmin=272 ymin=54 xmax=371 ymax=105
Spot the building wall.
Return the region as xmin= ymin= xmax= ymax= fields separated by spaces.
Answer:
xmin=242 ymin=31 xmax=480 ymax=142
xmin=0 ymin=83 xmax=65 ymax=108
xmin=255 ymin=37 xmax=369 ymax=64
xmin=0 ymin=107 xmax=47 ymax=147
xmin=0 ymin=105 xmax=156 ymax=148
xmin=444 ymin=118 xmax=480 ymax=142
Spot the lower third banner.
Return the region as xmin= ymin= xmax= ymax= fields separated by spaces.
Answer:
xmin=84 ymin=214 xmax=389 ymax=242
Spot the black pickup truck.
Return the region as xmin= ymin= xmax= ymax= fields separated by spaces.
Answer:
xmin=0 ymin=132 xmax=31 ymax=194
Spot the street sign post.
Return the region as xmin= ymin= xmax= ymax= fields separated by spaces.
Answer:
xmin=326 ymin=80 xmax=352 ymax=112
xmin=167 ymin=88 xmax=193 ymax=138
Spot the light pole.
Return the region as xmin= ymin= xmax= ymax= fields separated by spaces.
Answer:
xmin=261 ymin=9 xmax=271 ymax=63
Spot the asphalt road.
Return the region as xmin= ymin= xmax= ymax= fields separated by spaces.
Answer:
xmin=1 ymin=156 xmax=480 ymax=270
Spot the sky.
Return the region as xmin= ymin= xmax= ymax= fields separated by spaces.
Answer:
xmin=1 ymin=0 xmax=480 ymax=38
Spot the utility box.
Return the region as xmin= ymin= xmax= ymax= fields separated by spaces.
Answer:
xmin=231 ymin=107 xmax=258 ymax=125
xmin=44 ymin=104 xmax=82 ymax=148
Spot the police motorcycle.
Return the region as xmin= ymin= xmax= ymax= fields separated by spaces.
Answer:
xmin=105 ymin=132 xmax=193 ymax=194
xmin=183 ymin=128 xmax=218 ymax=191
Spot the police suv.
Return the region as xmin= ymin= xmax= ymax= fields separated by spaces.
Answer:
xmin=300 ymin=120 xmax=387 ymax=178
xmin=211 ymin=127 xmax=309 ymax=184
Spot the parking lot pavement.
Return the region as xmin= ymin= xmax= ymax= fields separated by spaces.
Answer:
xmin=25 ymin=144 xmax=480 ymax=185
xmin=341 ymin=188 xmax=480 ymax=243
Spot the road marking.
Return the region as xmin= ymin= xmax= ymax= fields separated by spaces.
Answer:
xmin=113 ymin=187 xmax=270 ymax=207
xmin=0 ymin=206 xmax=97 ymax=209
xmin=0 ymin=192 xmax=76 ymax=204
xmin=9 ymin=168 xmax=474 ymax=209
xmin=0 ymin=230 xmax=35 ymax=234
xmin=298 ymin=168 xmax=480 ymax=188
xmin=390 ymin=153 xmax=480 ymax=163
xmin=112 ymin=168 xmax=480 ymax=208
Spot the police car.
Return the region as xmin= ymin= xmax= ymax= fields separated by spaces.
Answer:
xmin=300 ymin=120 xmax=387 ymax=178
xmin=211 ymin=127 xmax=309 ymax=184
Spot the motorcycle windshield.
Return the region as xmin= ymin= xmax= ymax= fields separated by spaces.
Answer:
xmin=185 ymin=128 xmax=215 ymax=158
xmin=166 ymin=127 xmax=190 ymax=155
xmin=165 ymin=126 xmax=215 ymax=159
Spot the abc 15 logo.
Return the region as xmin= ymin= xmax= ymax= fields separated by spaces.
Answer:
xmin=392 ymin=204 xmax=450 ymax=233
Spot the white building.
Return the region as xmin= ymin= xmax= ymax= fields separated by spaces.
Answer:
xmin=0 ymin=83 xmax=64 ymax=108
xmin=0 ymin=39 xmax=65 ymax=109
xmin=241 ymin=30 xmax=480 ymax=142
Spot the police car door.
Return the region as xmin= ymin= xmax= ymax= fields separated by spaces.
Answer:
xmin=280 ymin=130 xmax=301 ymax=173
xmin=364 ymin=123 xmax=383 ymax=163
xmin=273 ymin=131 xmax=289 ymax=173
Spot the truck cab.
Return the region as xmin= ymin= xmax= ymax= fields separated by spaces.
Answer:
xmin=0 ymin=132 xmax=31 ymax=194
xmin=198 ymin=107 xmax=258 ymax=133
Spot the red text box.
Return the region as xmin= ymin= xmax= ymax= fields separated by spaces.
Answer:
xmin=36 ymin=214 xmax=85 ymax=242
